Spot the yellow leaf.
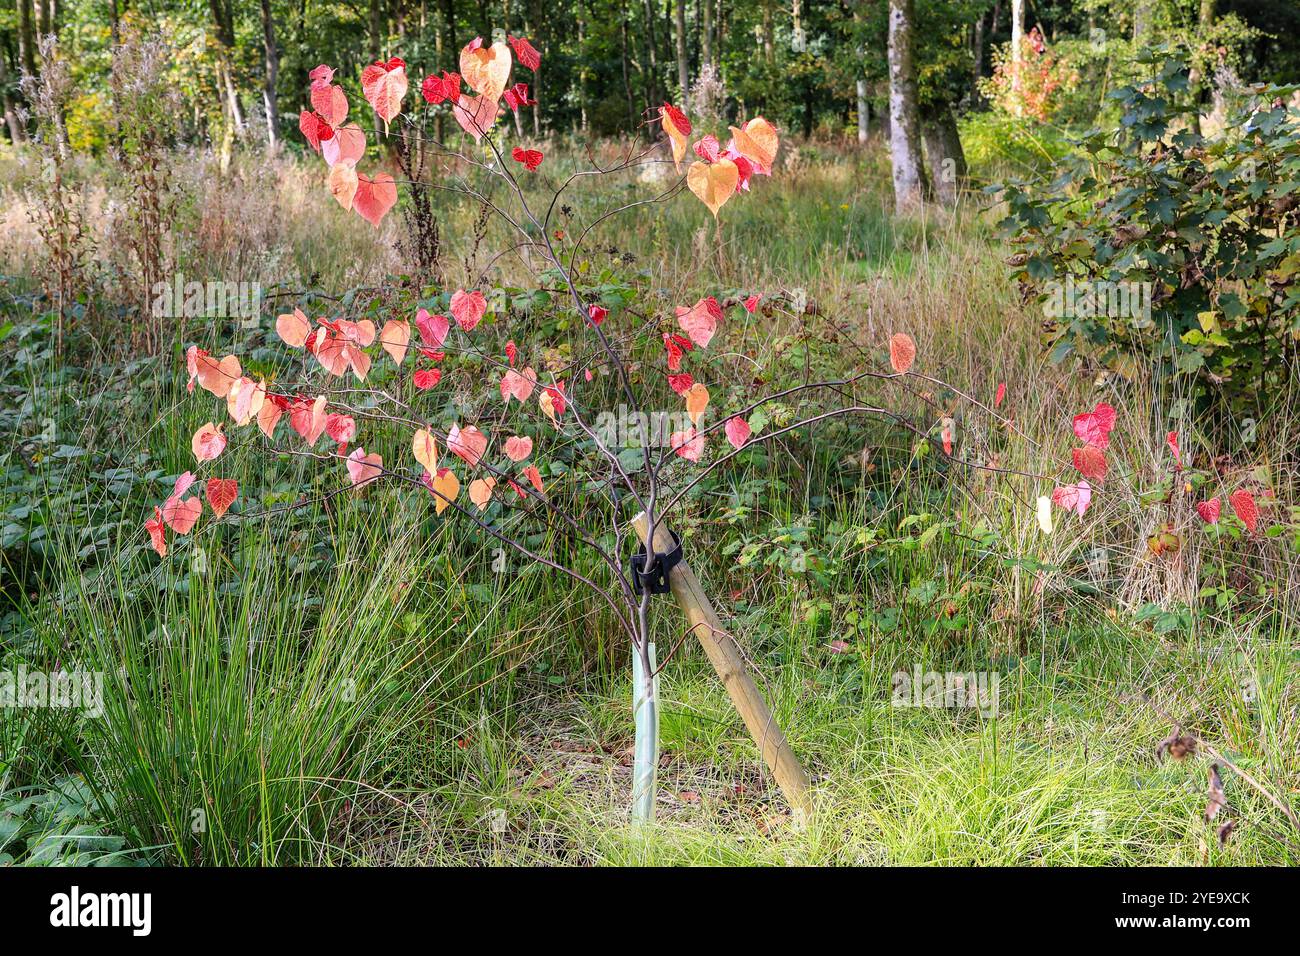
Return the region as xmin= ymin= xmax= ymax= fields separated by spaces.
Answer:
xmin=1036 ymin=495 xmax=1053 ymax=535
xmin=412 ymin=428 xmax=439 ymax=473
xmin=687 ymin=159 xmax=739 ymax=219
xmin=1197 ymin=311 xmax=1219 ymax=334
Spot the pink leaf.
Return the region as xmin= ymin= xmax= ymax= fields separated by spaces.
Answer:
xmin=504 ymin=435 xmax=533 ymax=462
xmin=452 ymin=93 xmax=499 ymax=141
xmin=322 ymin=123 xmax=366 ymax=167
xmin=1050 ymin=479 xmax=1092 ymax=517
xmin=500 ymin=367 xmax=536 ymax=403
xmin=191 ymin=422 xmax=226 ymax=462
xmin=447 ymin=424 xmax=488 ymax=467
xmin=161 ymin=494 xmax=202 ymax=535
xmin=670 ymin=427 xmax=705 ymax=462
xmin=346 ymin=447 xmax=383 ymax=489
xmin=450 ymin=289 xmax=487 ymax=332
xmin=360 ymin=57 xmax=408 ymax=126
xmin=353 ymin=172 xmax=397 ymax=228
xmin=675 ymin=297 xmax=722 ymax=348
xmin=888 ymin=333 xmax=916 ymax=374
xmin=415 ymin=308 xmax=450 ymax=348
xmin=325 ymin=414 xmax=357 ymax=444
xmin=725 ymin=416 xmax=751 ymax=449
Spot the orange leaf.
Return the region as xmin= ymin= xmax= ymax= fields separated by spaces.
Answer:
xmin=468 ymin=476 xmax=496 ymax=511
xmin=523 ymin=464 xmax=544 ymax=493
xmin=328 ymin=163 xmax=359 ymax=211
xmin=684 ymin=382 xmax=710 ymax=427
xmin=459 ymin=40 xmax=512 ymax=103
xmin=888 ymin=333 xmax=916 ymax=374
xmin=659 ymin=103 xmax=692 ymax=172
xmin=380 ymin=319 xmax=410 ymax=365
xmin=162 ymin=494 xmax=202 ymax=534
xmin=226 ymin=376 xmax=266 ymax=427
xmin=257 ymin=399 xmax=283 ymax=439
xmin=276 ymin=308 xmax=312 ymax=347
xmin=195 ymin=353 xmax=243 ymax=398
xmin=428 ymin=467 xmax=459 ymax=515
xmin=728 ymin=117 xmax=779 ymax=173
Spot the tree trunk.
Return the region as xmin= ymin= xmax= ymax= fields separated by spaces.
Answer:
xmin=1133 ymin=0 xmax=1155 ymax=44
xmin=856 ymin=79 xmax=869 ymax=143
xmin=0 ymin=48 xmax=26 ymax=143
xmin=18 ymin=0 xmax=36 ymax=77
xmin=37 ymin=0 xmax=50 ymax=36
xmin=642 ymin=0 xmax=659 ymax=109
xmin=369 ymin=0 xmax=382 ymax=59
xmin=923 ymin=109 xmax=966 ymax=207
xmin=1190 ymin=0 xmax=1215 ymax=132
xmin=888 ymin=0 xmax=925 ymax=214
xmin=762 ymin=0 xmax=774 ymax=65
xmin=972 ymin=8 xmax=986 ymax=105
xmin=673 ymin=0 xmax=689 ymax=109
xmin=261 ymin=0 xmax=281 ymax=149
xmin=702 ymin=0 xmax=713 ymax=70
xmin=621 ymin=18 xmax=635 ymax=128
xmin=210 ymin=0 xmax=245 ymax=135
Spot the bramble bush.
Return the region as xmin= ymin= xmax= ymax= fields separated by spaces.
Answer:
xmin=999 ymin=51 xmax=1300 ymax=423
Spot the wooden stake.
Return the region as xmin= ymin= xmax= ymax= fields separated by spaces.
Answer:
xmin=631 ymin=512 xmax=814 ymax=818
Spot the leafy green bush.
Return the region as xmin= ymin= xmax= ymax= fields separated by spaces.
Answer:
xmin=998 ymin=51 xmax=1300 ymax=420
